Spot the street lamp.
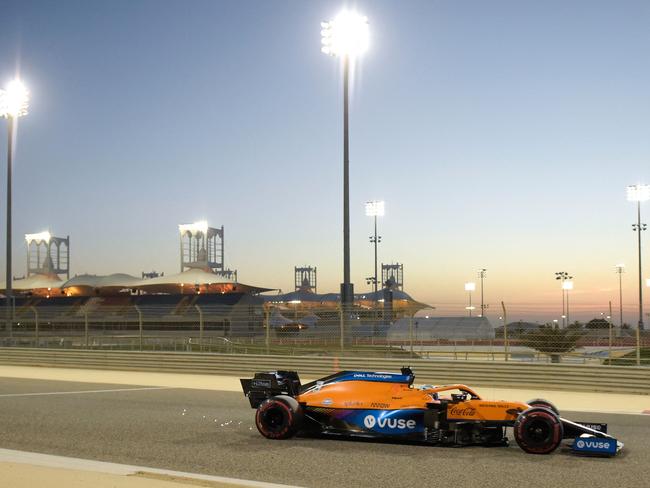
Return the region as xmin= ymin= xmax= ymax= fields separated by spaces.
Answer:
xmin=478 ymin=268 xmax=488 ymax=317
xmin=555 ymin=271 xmax=573 ymax=327
xmin=365 ymin=200 xmax=384 ymax=293
xmin=0 ymin=79 xmax=29 ymax=334
xmin=627 ymin=184 xmax=649 ymax=331
xmin=464 ymin=282 xmax=476 ymax=317
xmin=615 ymin=264 xmax=625 ymax=327
xmin=322 ymin=11 xmax=369 ymax=306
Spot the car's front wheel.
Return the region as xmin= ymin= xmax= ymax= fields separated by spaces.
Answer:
xmin=255 ymin=395 xmax=303 ymax=439
xmin=514 ymin=407 xmax=563 ymax=454
xmin=526 ymin=398 xmax=559 ymax=415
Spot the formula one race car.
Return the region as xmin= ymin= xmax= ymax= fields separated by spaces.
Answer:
xmin=241 ymin=368 xmax=622 ymax=456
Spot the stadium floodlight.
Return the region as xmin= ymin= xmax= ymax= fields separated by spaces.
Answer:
xmin=365 ymin=200 xmax=385 ymax=217
xmin=2 ymin=78 xmax=30 ymax=335
xmin=320 ymin=11 xmax=369 ymax=308
xmin=178 ymin=220 xmax=209 ymax=235
xmin=25 ymin=231 xmax=51 ymax=243
xmin=464 ymin=282 xmax=476 ymax=291
xmin=321 ymin=11 xmax=369 ymax=58
xmin=0 ymin=79 xmax=30 ymax=118
xmin=627 ymin=184 xmax=648 ymax=331
xmin=627 ymin=184 xmax=650 ymax=202
xmin=562 ymin=281 xmax=574 ymax=290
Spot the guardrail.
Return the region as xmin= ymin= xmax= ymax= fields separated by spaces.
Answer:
xmin=0 ymin=348 xmax=648 ymax=394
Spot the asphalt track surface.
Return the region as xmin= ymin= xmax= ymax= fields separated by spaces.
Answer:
xmin=1 ymin=378 xmax=649 ymax=488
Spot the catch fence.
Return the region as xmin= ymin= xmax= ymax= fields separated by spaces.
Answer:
xmin=0 ymin=304 xmax=648 ymax=366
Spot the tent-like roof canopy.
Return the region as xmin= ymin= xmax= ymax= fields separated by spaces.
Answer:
xmin=61 ymin=273 xmax=141 ymax=294
xmin=262 ymin=287 xmax=431 ymax=311
xmin=5 ymin=273 xmax=64 ymax=293
xmin=131 ymin=268 xmax=273 ymax=295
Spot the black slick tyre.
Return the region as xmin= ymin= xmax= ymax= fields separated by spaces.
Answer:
xmin=514 ymin=407 xmax=564 ymax=454
xmin=526 ymin=398 xmax=560 ymax=415
xmin=255 ymin=395 xmax=303 ymax=439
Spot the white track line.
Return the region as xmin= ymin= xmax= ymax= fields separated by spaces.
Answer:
xmin=0 ymin=448 xmax=305 ymax=488
xmin=0 ymin=387 xmax=172 ymax=398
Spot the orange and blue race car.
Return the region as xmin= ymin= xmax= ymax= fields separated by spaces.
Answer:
xmin=241 ymin=367 xmax=622 ymax=456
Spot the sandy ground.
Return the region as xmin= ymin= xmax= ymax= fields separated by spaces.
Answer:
xmin=0 ymin=462 xmax=249 ymax=488
xmin=0 ymin=364 xmax=648 ymax=414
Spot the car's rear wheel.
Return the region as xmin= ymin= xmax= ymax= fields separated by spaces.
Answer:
xmin=255 ymin=395 xmax=303 ymax=439
xmin=526 ymin=398 xmax=559 ymax=415
xmin=514 ymin=407 xmax=563 ymax=454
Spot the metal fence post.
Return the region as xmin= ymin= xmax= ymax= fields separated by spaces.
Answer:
xmin=608 ymin=316 xmax=613 ymax=366
xmin=409 ymin=315 xmax=414 ymax=358
xmin=84 ymin=312 xmax=89 ymax=348
xmin=30 ymin=306 xmax=39 ymax=347
xmin=134 ymin=304 xmax=143 ymax=351
xmin=339 ymin=305 xmax=344 ymax=351
xmin=636 ymin=326 xmax=641 ymax=366
xmin=501 ymin=301 xmax=509 ymax=362
xmin=195 ymin=304 xmax=203 ymax=351
xmin=264 ymin=308 xmax=270 ymax=355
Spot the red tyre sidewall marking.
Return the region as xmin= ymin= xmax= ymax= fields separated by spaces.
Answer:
xmin=256 ymin=400 xmax=293 ymax=439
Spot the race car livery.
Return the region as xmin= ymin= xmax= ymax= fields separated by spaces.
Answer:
xmin=240 ymin=368 xmax=622 ymax=456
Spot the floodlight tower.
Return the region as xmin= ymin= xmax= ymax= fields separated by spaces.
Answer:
xmin=615 ymin=264 xmax=625 ymax=327
xmin=365 ymin=201 xmax=384 ymax=293
xmin=555 ymin=271 xmax=573 ymax=327
xmin=478 ymin=268 xmax=488 ymax=317
xmin=465 ymin=282 xmax=476 ymax=317
xmin=178 ymin=221 xmax=225 ymax=273
xmin=321 ymin=10 xmax=369 ymax=305
xmin=295 ymin=266 xmax=317 ymax=293
xmin=381 ymin=263 xmax=403 ymax=291
xmin=627 ymin=184 xmax=649 ymax=331
xmin=1 ymin=79 xmax=29 ymax=333
xmin=25 ymin=231 xmax=70 ymax=279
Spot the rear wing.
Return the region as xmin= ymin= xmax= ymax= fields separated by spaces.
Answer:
xmin=240 ymin=371 xmax=302 ymax=408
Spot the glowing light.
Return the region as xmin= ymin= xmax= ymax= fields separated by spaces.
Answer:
xmin=288 ymin=300 xmax=302 ymax=304
xmin=25 ymin=231 xmax=51 ymax=243
xmin=178 ymin=221 xmax=209 ymax=235
xmin=627 ymin=184 xmax=650 ymax=202
xmin=562 ymin=281 xmax=574 ymax=290
xmin=320 ymin=11 xmax=369 ymax=58
xmin=365 ymin=200 xmax=385 ymax=217
xmin=0 ymin=79 xmax=29 ymax=118
xmin=464 ymin=282 xmax=476 ymax=292
xmin=647 ymin=278 xmax=650 ymax=287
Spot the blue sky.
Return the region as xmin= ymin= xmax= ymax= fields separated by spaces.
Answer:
xmin=1 ymin=1 xmax=649 ymax=322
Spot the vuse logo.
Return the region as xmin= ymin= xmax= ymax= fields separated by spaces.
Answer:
xmin=363 ymin=414 xmax=416 ymax=430
xmin=364 ymin=415 xmax=376 ymax=428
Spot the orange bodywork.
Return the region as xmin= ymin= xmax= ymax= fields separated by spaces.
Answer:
xmin=297 ymin=380 xmax=529 ymax=423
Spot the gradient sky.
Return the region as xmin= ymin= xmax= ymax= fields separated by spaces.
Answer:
xmin=1 ymin=0 xmax=649 ymax=324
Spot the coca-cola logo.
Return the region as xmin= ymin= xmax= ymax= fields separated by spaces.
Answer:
xmin=449 ymin=406 xmax=476 ymax=417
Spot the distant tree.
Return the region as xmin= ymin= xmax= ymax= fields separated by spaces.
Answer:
xmin=621 ymin=323 xmax=631 ymax=330
xmin=585 ymin=318 xmax=610 ymax=329
xmin=521 ymin=325 xmax=583 ymax=363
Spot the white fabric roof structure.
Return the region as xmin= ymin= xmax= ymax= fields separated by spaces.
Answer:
xmin=131 ymin=268 xmax=272 ymax=295
xmin=6 ymin=273 xmax=64 ymax=292
xmin=61 ymin=273 xmax=141 ymax=292
xmin=389 ymin=316 xmax=495 ymax=340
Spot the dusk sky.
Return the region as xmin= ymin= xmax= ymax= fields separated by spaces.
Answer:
xmin=1 ymin=0 xmax=649 ymax=323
